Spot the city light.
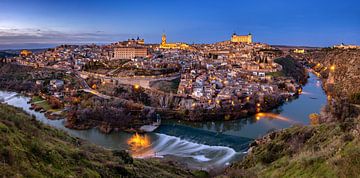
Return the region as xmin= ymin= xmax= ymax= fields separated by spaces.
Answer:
xmin=330 ymin=65 xmax=336 ymax=71
xmin=192 ymin=103 xmax=196 ymax=107
xmin=327 ymin=95 xmax=332 ymax=100
xmin=134 ymin=84 xmax=140 ymax=90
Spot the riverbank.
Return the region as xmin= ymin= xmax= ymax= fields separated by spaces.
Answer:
xmin=0 ymin=90 xmax=239 ymax=175
xmin=0 ymin=60 xmax=308 ymax=134
xmin=0 ymin=103 xmax=199 ymax=177
xmin=221 ymin=119 xmax=360 ymax=178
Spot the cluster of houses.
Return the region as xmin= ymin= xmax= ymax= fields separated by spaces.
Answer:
xmin=11 ymin=36 xmax=303 ymax=111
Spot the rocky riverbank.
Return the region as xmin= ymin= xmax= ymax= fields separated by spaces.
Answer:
xmin=0 ymin=59 xmax=308 ymax=134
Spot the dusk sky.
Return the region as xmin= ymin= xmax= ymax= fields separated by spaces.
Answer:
xmin=0 ymin=0 xmax=359 ymax=49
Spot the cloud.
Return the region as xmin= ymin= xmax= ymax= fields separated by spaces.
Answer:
xmin=0 ymin=28 xmax=134 ymax=44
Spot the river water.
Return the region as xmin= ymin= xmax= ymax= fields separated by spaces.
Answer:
xmin=0 ymin=73 xmax=326 ymax=171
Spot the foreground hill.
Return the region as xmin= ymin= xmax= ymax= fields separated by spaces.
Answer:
xmin=0 ymin=103 xmax=197 ymax=178
xmin=221 ymin=118 xmax=360 ymax=177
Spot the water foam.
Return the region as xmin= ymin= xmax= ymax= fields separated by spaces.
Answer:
xmin=132 ymin=133 xmax=238 ymax=169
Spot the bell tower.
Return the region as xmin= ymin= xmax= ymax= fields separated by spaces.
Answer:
xmin=161 ymin=34 xmax=167 ymax=45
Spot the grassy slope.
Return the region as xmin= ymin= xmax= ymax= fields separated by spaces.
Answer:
xmin=221 ymin=117 xmax=360 ymax=178
xmin=0 ymin=103 xmax=196 ymax=178
xmin=149 ymin=78 xmax=180 ymax=93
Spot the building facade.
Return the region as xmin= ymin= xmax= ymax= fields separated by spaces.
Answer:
xmin=20 ymin=50 xmax=32 ymax=56
xmin=113 ymin=47 xmax=147 ymax=59
xmin=333 ymin=43 xmax=360 ymax=49
xmin=231 ymin=33 xmax=252 ymax=43
xmin=294 ymin=49 xmax=305 ymax=54
xmin=159 ymin=34 xmax=190 ymax=50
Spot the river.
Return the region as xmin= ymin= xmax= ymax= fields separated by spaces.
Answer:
xmin=0 ymin=72 xmax=326 ymax=172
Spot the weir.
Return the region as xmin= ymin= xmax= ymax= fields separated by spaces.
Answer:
xmin=155 ymin=124 xmax=253 ymax=152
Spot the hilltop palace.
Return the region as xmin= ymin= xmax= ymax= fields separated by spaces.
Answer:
xmin=231 ymin=33 xmax=252 ymax=43
xmin=159 ymin=33 xmax=253 ymax=50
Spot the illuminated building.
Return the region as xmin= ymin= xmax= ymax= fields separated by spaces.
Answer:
xmin=20 ymin=50 xmax=32 ymax=57
xmin=113 ymin=47 xmax=147 ymax=59
xmin=114 ymin=37 xmax=144 ymax=46
xmin=231 ymin=33 xmax=252 ymax=43
xmin=294 ymin=49 xmax=305 ymax=54
xmin=128 ymin=37 xmax=144 ymax=45
xmin=159 ymin=34 xmax=189 ymax=50
xmin=333 ymin=43 xmax=360 ymax=49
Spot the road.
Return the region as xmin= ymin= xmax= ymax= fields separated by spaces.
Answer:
xmin=79 ymin=71 xmax=180 ymax=89
xmin=80 ymin=89 xmax=111 ymax=99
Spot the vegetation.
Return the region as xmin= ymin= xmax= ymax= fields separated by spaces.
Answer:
xmin=0 ymin=103 xmax=196 ymax=177
xmin=223 ymin=119 xmax=360 ymax=178
xmin=0 ymin=64 xmax=37 ymax=92
xmin=149 ymin=77 xmax=180 ymax=93
xmin=0 ymin=51 xmax=18 ymax=59
xmin=265 ymin=71 xmax=284 ymax=77
xmin=0 ymin=63 xmax=70 ymax=93
xmin=274 ymin=56 xmax=308 ymax=84
xmin=349 ymin=92 xmax=360 ymax=105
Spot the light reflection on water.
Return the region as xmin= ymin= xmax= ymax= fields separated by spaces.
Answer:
xmin=163 ymin=72 xmax=327 ymax=139
xmin=127 ymin=133 xmax=154 ymax=158
xmin=255 ymin=112 xmax=292 ymax=122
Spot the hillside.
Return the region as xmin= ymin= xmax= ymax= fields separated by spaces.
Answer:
xmin=221 ymin=118 xmax=360 ymax=178
xmin=274 ymin=56 xmax=308 ymax=84
xmin=0 ymin=103 xmax=197 ymax=178
xmin=0 ymin=51 xmax=18 ymax=58
xmin=221 ymin=48 xmax=360 ymax=178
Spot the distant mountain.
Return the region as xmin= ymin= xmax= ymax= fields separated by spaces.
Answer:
xmin=0 ymin=43 xmax=58 ymax=50
xmin=271 ymin=45 xmax=321 ymax=50
xmin=0 ymin=51 xmax=18 ymax=58
xmin=0 ymin=48 xmax=49 ymax=58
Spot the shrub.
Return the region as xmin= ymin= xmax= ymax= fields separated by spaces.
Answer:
xmin=309 ymin=113 xmax=320 ymax=125
xmin=349 ymin=92 xmax=360 ymax=104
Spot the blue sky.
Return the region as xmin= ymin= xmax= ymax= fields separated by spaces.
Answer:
xmin=0 ymin=0 xmax=359 ymax=48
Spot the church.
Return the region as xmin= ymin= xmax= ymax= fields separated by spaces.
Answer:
xmin=159 ymin=34 xmax=190 ymax=50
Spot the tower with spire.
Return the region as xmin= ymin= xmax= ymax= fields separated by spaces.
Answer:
xmin=161 ymin=34 xmax=167 ymax=45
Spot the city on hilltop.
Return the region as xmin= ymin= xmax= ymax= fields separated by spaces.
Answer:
xmin=1 ymin=1 xmax=359 ymax=178
xmin=7 ymin=33 xmax=308 ymax=121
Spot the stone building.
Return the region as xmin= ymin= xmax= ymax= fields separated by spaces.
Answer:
xmin=159 ymin=34 xmax=190 ymax=50
xmin=231 ymin=33 xmax=252 ymax=43
xmin=113 ymin=47 xmax=147 ymax=59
